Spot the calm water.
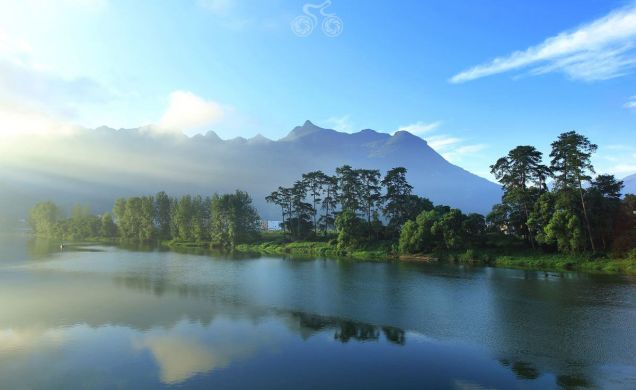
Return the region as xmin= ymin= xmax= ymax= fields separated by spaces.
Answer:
xmin=1 ymin=235 xmax=636 ymax=389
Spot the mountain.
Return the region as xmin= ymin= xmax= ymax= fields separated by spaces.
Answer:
xmin=0 ymin=121 xmax=502 ymax=222
xmin=624 ymin=174 xmax=636 ymax=195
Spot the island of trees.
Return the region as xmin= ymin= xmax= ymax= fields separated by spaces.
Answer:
xmin=28 ymin=131 xmax=636 ymax=271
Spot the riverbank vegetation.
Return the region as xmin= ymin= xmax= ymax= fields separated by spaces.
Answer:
xmin=27 ymin=130 xmax=636 ymax=273
xmin=28 ymin=190 xmax=261 ymax=250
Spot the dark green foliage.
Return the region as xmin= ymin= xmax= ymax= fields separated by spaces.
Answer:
xmin=488 ymin=131 xmax=632 ymax=258
xmin=382 ymin=167 xmax=415 ymax=233
xmin=210 ymin=190 xmax=260 ymax=249
xmin=490 ymin=145 xmax=549 ymax=248
xmin=335 ymin=210 xmax=367 ymax=250
xmin=357 ymin=169 xmax=382 ymax=237
xmin=154 ymin=191 xmax=172 ymax=240
xmin=100 ymin=213 xmax=118 ymax=238
xmin=336 ymin=165 xmax=361 ymax=213
xmin=398 ymin=206 xmax=485 ymax=254
xmin=550 ymin=131 xmax=598 ymax=251
xmin=319 ymin=175 xmax=338 ymax=234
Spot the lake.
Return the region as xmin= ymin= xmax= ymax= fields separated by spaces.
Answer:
xmin=1 ymin=235 xmax=636 ymax=389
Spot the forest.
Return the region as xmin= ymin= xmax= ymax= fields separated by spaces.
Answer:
xmin=28 ymin=131 xmax=636 ymax=263
xmin=28 ymin=190 xmax=261 ymax=250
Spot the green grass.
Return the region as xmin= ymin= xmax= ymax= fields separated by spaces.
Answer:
xmin=154 ymin=233 xmax=636 ymax=275
xmin=234 ymin=233 xmax=395 ymax=260
xmin=428 ymin=248 xmax=636 ymax=275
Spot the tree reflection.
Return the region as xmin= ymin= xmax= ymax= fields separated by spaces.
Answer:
xmin=292 ymin=312 xmax=405 ymax=345
xmin=499 ymin=359 xmax=593 ymax=388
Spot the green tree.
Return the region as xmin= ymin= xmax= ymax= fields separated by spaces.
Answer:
xmin=334 ymin=210 xmax=366 ymax=251
xmin=544 ymin=209 xmax=586 ymax=253
xmin=154 ymin=191 xmax=172 ymax=240
xmin=336 ymin=165 xmax=361 ymax=213
xmin=550 ymin=131 xmax=597 ymax=251
xmin=588 ymin=175 xmax=624 ymax=250
xmin=398 ymin=206 xmax=449 ymax=254
xmin=302 ymin=171 xmax=325 ymax=235
xmin=28 ymin=201 xmax=61 ymax=237
xmin=490 ymin=145 xmax=549 ymax=248
xmin=319 ymin=175 xmax=338 ymax=233
xmin=173 ymin=195 xmax=194 ymax=241
xmin=100 ymin=212 xmax=118 ymax=237
xmin=431 ymin=209 xmax=465 ymax=250
xmin=191 ymin=195 xmax=210 ymax=242
xmin=288 ymin=180 xmax=313 ymax=239
xmin=210 ymin=190 xmax=260 ymax=249
xmin=381 ymin=167 xmax=414 ymax=232
xmin=357 ymin=169 xmax=382 ymax=238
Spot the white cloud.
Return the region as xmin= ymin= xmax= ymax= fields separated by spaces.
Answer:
xmin=625 ymin=95 xmax=636 ymax=109
xmin=158 ymin=91 xmax=226 ymax=136
xmin=442 ymin=144 xmax=488 ymax=163
xmin=0 ymin=103 xmax=78 ymax=138
xmin=324 ymin=115 xmax=354 ymax=133
xmin=197 ymin=0 xmax=235 ymax=15
xmin=399 ymin=121 xmax=488 ymax=165
xmin=451 ymin=3 xmax=636 ymax=83
xmin=0 ymin=30 xmax=107 ymax=137
xmin=426 ymin=135 xmax=462 ymax=150
xmin=612 ymin=163 xmax=636 ymax=175
xmin=396 ymin=120 xmax=442 ymax=135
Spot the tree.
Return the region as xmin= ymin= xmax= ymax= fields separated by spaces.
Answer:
xmin=398 ymin=206 xmax=449 ymax=254
xmin=191 ymin=195 xmax=210 ymax=242
xmin=288 ymin=180 xmax=313 ymax=239
xmin=588 ymin=175 xmax=624 ymax=250
xmin=266 ymin=189 xmax=284 ymax=232
xmin=319 ymin=175 xmax=338 ymax=234
xmin=154 ymin=191 xmax=172 ymax=240
xmin=490 ymin=145 xmax=549 ymax=248
xmin=302 ymin=171 xmax=325 ymax=235
xmin=357 ymin=169 xmax=382 ymax=238
xmin=611 ymin=194 xmax=636 ymax=256
xmin=210 ymin=190 xmax=260 ymax=249
xmin=100 ymin=213 xmax=118 ymax=237
xmin=462 ymin=213 xmax=486 ymax=247
xmin=550 ymin=131 xmax=597 ymax=251
xmin=544 ymin=209 xmax=586 ymax=253
xmin=28 ymin=202 xmax=61 ymax=237
xmin=336 ymin=165 xmax=361 ymax=213
xmin=382 ymin=167 xmax=414 ymax=231
xmin=173 ymin=195 xmax=194 ymax=241
xmin=431 ymin=209 xmax=465 ymax=250
xmin=334 ymin=210 xmax=366 ymax=251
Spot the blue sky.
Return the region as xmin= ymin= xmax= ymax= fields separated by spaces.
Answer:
xmin=0 ymin=0 xmax=635 ymax=179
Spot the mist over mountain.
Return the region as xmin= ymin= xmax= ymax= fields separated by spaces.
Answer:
xmin=0 ymin=121 xmax=502 ymax=222
xmin=624 ymin=174 xmax=636 ymax=196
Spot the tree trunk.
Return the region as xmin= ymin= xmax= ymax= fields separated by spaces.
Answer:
xmin=522 ymin=199 xmax=535 ymax=250
xmin=578 ymin=181 xmax=596 ymax=252
xmin=280 ymin=205 xmax=285 ymax=234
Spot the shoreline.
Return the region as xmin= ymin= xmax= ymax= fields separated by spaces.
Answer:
xmin=22 ymin=235 xmax=636 ymax=276
xmin=168 ymin=239 xmax=636 ymax=275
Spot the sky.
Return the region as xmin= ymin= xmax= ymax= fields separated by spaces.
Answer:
xmin=0 ymin=0 xmax=635 ymax=180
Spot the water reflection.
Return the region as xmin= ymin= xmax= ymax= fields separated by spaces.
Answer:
xmin=0 ymin=237 xmax=635 ymax=388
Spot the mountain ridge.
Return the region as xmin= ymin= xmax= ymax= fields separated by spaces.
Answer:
xmin=0 ymin=121 xmax=502 ymax=221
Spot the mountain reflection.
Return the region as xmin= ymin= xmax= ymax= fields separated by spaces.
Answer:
xmin=1 ymin=240 xmax=634 ymax=388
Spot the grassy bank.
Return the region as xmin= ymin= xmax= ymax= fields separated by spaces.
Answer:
xmin=234 ymin=241 xmax=393 ymax=260
xmin=431 ymin=248 xmax=636 ymax=275
xmin=157 ymin=234 xmax=636 ymax=275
